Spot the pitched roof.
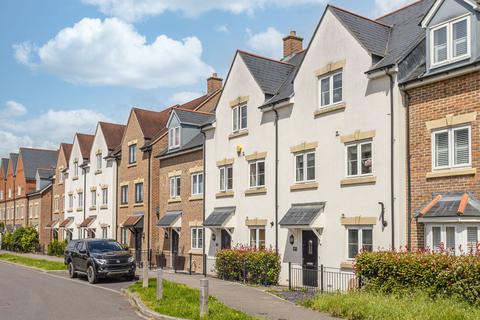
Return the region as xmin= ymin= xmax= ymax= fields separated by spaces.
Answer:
xmin=279 ymin=202 xmax=325 ymax=226
xmin=204 ymin=207 xmax=236 ymax=227
xmin=37 ymin=168 xmax=55 ymax=179
xmin=1 ymin=158 xmax=9 ymax=178
xmin=133 ymin=107 xmax=171 ymax=140
xmin=19 ymin=148 xmax=58 ymax=180
xmin=173 ymin=108 xmax=215 ymax=126
xmin=76 ymin=133 xmax=95 ymax=160
xmin=9 ymin=153 xmax=19 ymax=174
xmin=238 ymin=51 xmax=295 ymax=95
xmin=178 ymin=94 xmax=209 ymax=111
xmin=157 ymin=132 xmax=204 ymax=159
xmin=416 ymin=193 xmax=480 ymax=218
xmin=99 ymin=122 xmax=126 ymax=151
xmin=60 ymin=143 xmax=73 ymax=164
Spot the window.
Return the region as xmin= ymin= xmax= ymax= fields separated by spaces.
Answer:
xmin=65 ymin=229 xmax=73 ymax=242
xmin=121 ymin=185 xmax=128 ymax=204
xmin=78 ymin=228 xmax=83 ymax=239
xmin=102 ymin=227 xmax=108 ymax=239
xmin=249 ymin=160 xmax=265 ymax=188
xmin=54 ymin=198 xmax=59 ymax=212
xmin=191 ymin=227 xmax=203 ymax=249
xmin=170 ymin=176 xmax=181 ymax=198
xmin=232 ymin=104 xmax=247 ymax=132
xmin=53 ymin=229 xmax=59 ymax=241
xmin=128 ymin=144 xmax=137 ymax=164
xmin=74 ymin=161 xmax=79 ymax=177
xmin=191 ymin=172 xmax=204 ymax=195
xmin=0 ymin=191 xmax=3 ymax=200
xmin=168 ymin=126 xmax=181 ymax=149
xmin=91 ymin=190 xmax=96 ymax=207
xmin=121 ymin=228 xmax=129 ymax=245
xmin=102 ymin=188 xmax=108 ymax=205
xmin=219 ymin=165 xmax=233 ymax=191
xmin=59 ymin=171 xmax=64 ymax=183
xmin=319 ymin=71 xmax=342 ymax=107
xmin=431 ymin=16 xmax=470 ymax=67
xmin=347 ymin=227 xmax=373 ymax=260
xmin=8 ymin=189 xmax=11 ymax=198
xmin=249 ymin=228 xmax=266 ymax=249
xmin=135 ymin=183 xmax=144 ymax=203
xmin=78 ymin=192 xmax=83 ymax=208
xmin=446 ymin=226 xmax=456 ymax=253
xmin=69 ymin=194 xmax=73 ymax=209
xmin=346 ymin=142 xmax=372 ymax=177
xmin=17 ymin=186 xmax=21 ymax=196
xmin=96 ymin=153 xmax=102 ymax=170
xmin=295 ymin=152 xmax=315 ymax=183
xmin=467 ymin=226 xmax=479 ymax=253
xmin=433 ymin=126 xmax=470 ymax=169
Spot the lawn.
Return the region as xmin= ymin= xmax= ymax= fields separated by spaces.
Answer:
xmin=303 ymin=290 xmax=480 ymax=320
xmin=129 ymin=279 xmax=258 ymax=320
xmin=0 ymin=253 xmax=67 ymax=271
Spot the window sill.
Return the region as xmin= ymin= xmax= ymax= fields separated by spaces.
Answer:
xmin=426 ymin=167 xmax=476 ymax=179
xmin=100 ymin=205 xmax=108 ymax=210
xmin=245 ymin=187 xmax=267 ymax=196
xmin=188 ymin=249 xmax=203 ymax=255
xmin=167 ymin=198 xmax=181 ymax=204
xmin=119 ymin=204 xmax=129 ymax=208
xmin=67 ymin=209 xmax=73 ymax=213
xmin=58 ymin=182 xmax=63 ymax=186
xmin=314 ymin=102 xmax=346 ymax=118
xmin=340 ymin=261 xmax=354 ymax=270
xmin=290 ymin=182 xmax=318 ymax=192
xmin=72 ymin=177 xmax=79 ymax=181
xmin=94 ymin=170 xmax=102 ymax=175
xmin=216 ymin=191 xmax=234 ymax=198
xmin=340 ymin=176 xmax=376 ymax=187
xmin=133 ymin=203 xmax=144 ymax=207
xmin=228 ymin=130 xmax=249 ymax=140
xmin=189 ymin=195 xmax=203 ymax=201
xmin=89 ymin=206 xmax=96 ymax=211
xmin=76 ymin=208 xmax=83 ymax=212
xmin=127 ymin=163 xmax=137 ymax=168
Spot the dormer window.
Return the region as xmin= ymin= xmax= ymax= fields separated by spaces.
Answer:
xmin=169 ymin=126 xmax=181 ymax=149
xmin=232 ymin=104 xmax=247 ymax=132
xmin=431 ymin=15 xmax=470 ymax=67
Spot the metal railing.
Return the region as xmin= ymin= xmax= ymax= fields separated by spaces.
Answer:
xmin=288 ymin=263 xmax=361 ymax=293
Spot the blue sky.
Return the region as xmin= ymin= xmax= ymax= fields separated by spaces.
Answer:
xmin=0 ymin=0 xmax=411 ymax=157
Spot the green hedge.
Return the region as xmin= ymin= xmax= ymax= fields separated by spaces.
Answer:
xmin=47 ymin=240 xmax=67 ymax=257
xmin=355 ymin=250 xmax=480 ymax=306
xmin=1 ymin=227 xmax=39 ymax=253
xmin=215 ymin=248 xmax=280 ymax=285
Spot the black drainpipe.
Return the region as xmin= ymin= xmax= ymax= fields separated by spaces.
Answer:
xmin=387 ymin=71 xmax=395 ymax=249
xmin=201 ymin=130 xmax=207 ymax=276
xmin=4 ymin=179 xmax=7 ymax=227
xmin=147 ymin=148 xmax=152 ymax=266
xmin=404 ymin=90 xmax=412 ymax=251
xmin=272 ymin=107 xmax=279 ymax=254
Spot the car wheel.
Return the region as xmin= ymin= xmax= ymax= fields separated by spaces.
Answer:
xmin=68 ymin=262 xmax=77 ymax=279
xmin=87 ymin=265 xmax=97 ymax=284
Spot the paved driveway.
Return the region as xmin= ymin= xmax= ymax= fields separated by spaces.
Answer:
xmin=0 ymin=261 xmax=143 ymax=320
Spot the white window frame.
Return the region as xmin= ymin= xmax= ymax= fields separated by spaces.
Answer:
xmin=135 ymin=183 xmax=144 ymax=204
xmin=427 ymin=224 xmax=458 ymax=254
xmin=17 ymin=186 xmax=21 ymax=196
xmin=102 ymin=188 xmax=108 ymax=205
xmin=219 ymin=165 xmax=233 ymax=192
xmin=318 ymin=70 xmax=343 ymax=108
xmin=168 ymin=126 xmax=181 ymax=149
xmin=249 ymin=227 xmax=266 ymax=249
xmin=128 ymin=144 xmax=137 ymax=164
xmin=68 ymin=194 xmax=73 ymax=210
xmin=346 ymin=226 xmax=373 ymax=260
xmin=431 ymin=125 xmax=471 ymax=170
xmin=345 ymin=141 xmax=373 ymax=178
xmin=121 ymin=185 xmax=128 ymax=204
xmin=74 ymin=161 xmax=79 ymax=177
xmin=249 ymin=160 xmax=266 ymax=188
xmin=170 ymin=176 xmax=181 ymax=198
xmin=54 ymin=197 xmax=59 ymax=212
xmin=191 ymin=227 xmax=203 ymax=250
xmin=102 ymin=227 xmax=108 ymax=239
xmin=78 ymin=192 xmax=83 ymax=209
xmin=232 ymin=104 xmax=247 ymax=132
xmin=294 ymin=151 xmax=316 ymax=183
xmin=430 ymin=15 xmax=471 ymax=68
xmin=91 ymin=190 xmax=96 ymax=207
xmin=96 ymin=153 xmax=102 ymax=171
xmin=191 ymin=172 xmax=204 ymax=196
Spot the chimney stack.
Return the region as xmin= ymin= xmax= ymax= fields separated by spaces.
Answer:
xmin=283 ymin=31 xmax=303 ymax=58
xmin=207 ymin=73 xmax=222 ymax=94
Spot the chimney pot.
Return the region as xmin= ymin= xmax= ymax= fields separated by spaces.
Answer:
xmin=207 ymin=73 xmax=222 ymax=95
xmin=283 ymin=30 xmax=303 ymax=58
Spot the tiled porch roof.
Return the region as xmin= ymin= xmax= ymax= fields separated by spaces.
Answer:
xmin=80 ymin=215 xmax=97 ymax=228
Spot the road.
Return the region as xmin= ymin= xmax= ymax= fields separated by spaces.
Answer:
xmin=0 ymin=261 xmax=144 ymax=320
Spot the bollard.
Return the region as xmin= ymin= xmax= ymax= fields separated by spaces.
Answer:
xmin=200 ymin=278 xmax=209 ymax=317
xmin=142 ymin=261 xmax=149 ymax=288
xmin=156 ymin=268 xmax=163 ymax=300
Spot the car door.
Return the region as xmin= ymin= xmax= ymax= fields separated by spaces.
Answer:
xmin=76 ymin=241 xmax=88 ymax=272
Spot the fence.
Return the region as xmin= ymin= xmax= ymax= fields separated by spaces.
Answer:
xmin=288 ymin=263 xmax=361 ymax=293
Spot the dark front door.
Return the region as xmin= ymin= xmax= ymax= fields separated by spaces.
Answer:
xmin=221 ymin=230 xmax=231 ymax=250
xmin=171 ymin=230 xmax=180 ymax=268
xmin=302 ymin=230 xmax=318 ymax=287
xmin=134 ymin=230 xmax=142 ymax=263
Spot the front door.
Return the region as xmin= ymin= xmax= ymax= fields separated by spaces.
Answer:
xmin=302 ymin=230 xmax=318 ymax=287
xmin=171 ymin=229 xmax=179 ymax=268
xmin=221 ymin=230 xmax=231 ymax=250
xmin=134 ymin=230 xmax=142 ymax=263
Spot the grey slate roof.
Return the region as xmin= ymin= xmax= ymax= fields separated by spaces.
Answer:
xmin=238 ymin=51 xmax=295 ymax=95
xmin=279 ymin=203 xmax=325 ymax=226
xmin=19 ymin=148 xmax=58 ymax=180
xmin=157 ymin=211 xmax=182 ymax=227
xmin=9 ymin=153 xmax=19 ymax=175
xmin=37 ymin=168 xmax=55 ymax=179
xmin=157 ymin=132 xmax=204 ymax=158
xmin=204 ymin=207 xmax=235 ymax=227
xmin=0 ymin=158 xmax=8 ymax=177
xmin=173 ymin=109 xmax=214 ymax=126
xmin=416 ymin=193 xmax=480 ymax=218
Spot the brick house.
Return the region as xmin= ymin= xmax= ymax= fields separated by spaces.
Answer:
xmin=402 ymin=0 xmax=480 ymax=252
xmin=0 ymin=158 xmax=9 ymax=229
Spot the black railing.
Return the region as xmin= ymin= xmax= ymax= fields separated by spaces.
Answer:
xmin=288 ymin=263 xmax=361 ymax=293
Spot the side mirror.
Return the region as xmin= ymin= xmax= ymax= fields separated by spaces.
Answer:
xmin=79 ymin=249 xmax=87 ymax=254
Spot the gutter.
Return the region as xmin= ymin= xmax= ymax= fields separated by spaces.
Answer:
xmin=402 ymin=63 xmax=480 ymax=89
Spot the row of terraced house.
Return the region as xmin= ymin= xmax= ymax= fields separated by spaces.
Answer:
xmin=1 ymin=0 xmax=480 ymax=285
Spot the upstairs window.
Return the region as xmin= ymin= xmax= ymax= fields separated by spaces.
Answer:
xmin=96 ymin=153 xmax=102 ymax=170
xmin=170 ymin=176 xmax=181 ymax=198
xmin=191 ymin=172 xmax=204 ymax=196
xmin=91 ymin=190 xmax=96 ymax=207
xmin=102 ymin=188 xmax=108 ymax=205
xmin=431 ymin=16 xmax=470 ymax=67
xmin=128 ymin=144 xmax=137 ymax=164
xmin=68 ymin=194 xmax=73 ymax=209
xmin=74 ymin=161 xmax=79 ymax=177
xmin=78 ymin=192 xmax=83 ymax=208
xmin=17 ymin=186 xmax=21 ymax=196
xmin=169 ymin=126 xmax=181 ymax=149
xmin=59 ymin=171 xmax=64 ymax=183
xmin=319 ymin=71 xmax=342 ymax=107
xmin=346 ymin=141 xmax=372 ymax=177
xmin=249 ymin=160 xmax=265 ymax=188
xmin=219 ymin=165 xmax=233 ymax=191
xmin=432 ymin=126 xmax=470 ymax=170
xmin=232 ymin=104 xmax=247 ymax=132
xmin=295 ymin=152 xmax=315 ymax=183
xmin=0 ymin=191 xmax=3 ymax=200
xmin=135 ymin=183 xmax=144 ymax=203
xmin=121 ymin=185 xmax=128 ymax=205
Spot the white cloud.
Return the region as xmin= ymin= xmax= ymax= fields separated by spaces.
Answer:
xmin=246 ymin=27 xmax=283 ymax=59
xmin=216 ymin=25 xmax=229 ymax=34
xmin=0 ymin=105 xmax=110 ymax=156
xmin=82 ymin=0 xmax=325 ymax=22
xmin=13 ymin=18 xmax=213 ymax=90
xmin=169 ymin=91 xmax=203 ymax=105
xmin=374 ymin=0 xmax=417 ymax=17
xmin=3 ymin=101 xmax=27 ymax=117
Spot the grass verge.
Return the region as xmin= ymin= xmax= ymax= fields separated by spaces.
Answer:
xmin=129 ymin=279 xmax=257 ymax=320
xmin=303 ymin=290 xmax=480 ymax=320
xmin=0 ymin=253 xmax=67 ymax=270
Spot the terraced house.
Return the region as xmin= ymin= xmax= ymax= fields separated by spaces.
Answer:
xmin=402 ymin=0 xmax=480 ymax=253
xmin=0 ymin=158 xmax=9 ymax=229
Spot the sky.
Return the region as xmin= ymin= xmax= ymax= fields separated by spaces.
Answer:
xmin=0 ymin=0 xmax=415 ymax=157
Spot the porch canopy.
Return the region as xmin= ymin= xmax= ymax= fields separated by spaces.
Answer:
xmin=80 ymin=215 xmax=97 ymax=228
xmin=46 ymin=218 xmax=60 ymax=229
xmin=121 ymin=212 xmax=144 ymax=229
xmin=59 ymin=217 xmax=74 ymax=228
xmin=279 ymin=202 xmax=325 ymax=228
xmin=157 ymin=211 xmax=182 ymax=228
xmin=204 ymin=207 xmax=235 ymax=228
xmin=416 ymin=192 xmax=480 ymax=222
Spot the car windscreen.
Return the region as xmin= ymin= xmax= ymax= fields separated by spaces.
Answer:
xmin=87 ymin=240 xmax=123 ymax=253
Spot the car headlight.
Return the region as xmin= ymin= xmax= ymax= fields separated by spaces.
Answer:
xmin=128 ymin=256 xmax=135 ymax=263
xmin=94 ymin=258 xmax=107 ymax=265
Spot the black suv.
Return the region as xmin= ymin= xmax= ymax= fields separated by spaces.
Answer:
xmin=64 ymin=239 xmax=136 ymax=284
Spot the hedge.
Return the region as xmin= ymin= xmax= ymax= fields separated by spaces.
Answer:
xmin=47 ymin=240 xmax=67 ymax=257
xmin=355 ymin=250 xmax=480 ymax=306
xmin=215 ymin=247 xmax=280 ymax=285
xmin=1 ymin=227 xmax=39 ymax=253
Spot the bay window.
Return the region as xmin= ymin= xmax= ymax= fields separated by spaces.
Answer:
xmin=295 ymin=152 xmax=315 ymax=183
xmin=319 ymin=71 xmax=342 ymax=107
xmin=219 ymin=165 xmax=233 ymax=191
xmin=430 ymin=15 xmax=470 ymax=67
xmin=249 ymin=160 xmax=265 ymax=188
xmin=432 ymin=126 xmax=470 ymax=170
xmin=232 ymin=104 xmax=247 ymax=132
xmin=346 ymin=141 xmax=372 ymax=177
xmin=347 ymin=227 xmax=373 ymax=260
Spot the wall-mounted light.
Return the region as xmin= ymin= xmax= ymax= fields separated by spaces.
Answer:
xmin=236 ymin=144 xmax=243 ymax=156
xmin=270 ymin=221 xmax=274 ymax=227
xmin=164 ymin=230 xmax=169 ymax=239
xmin=289 ymin=234 xmax=295 ymax=245
xmin=212 ymin=233 xmax=216 ymax=242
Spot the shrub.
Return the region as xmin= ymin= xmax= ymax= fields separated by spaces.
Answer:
xmin=47 ymin=240 xmax=67 ymax=257
xmin=215 ymin=246 xmax=280 ymax=285
xmin=3 ymin=227 xmax=39 ymax=253
xmin=2 ymin=232 xmax=12 ymax=250
xmin=355 ymin=250 xmax=480 ymax=306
